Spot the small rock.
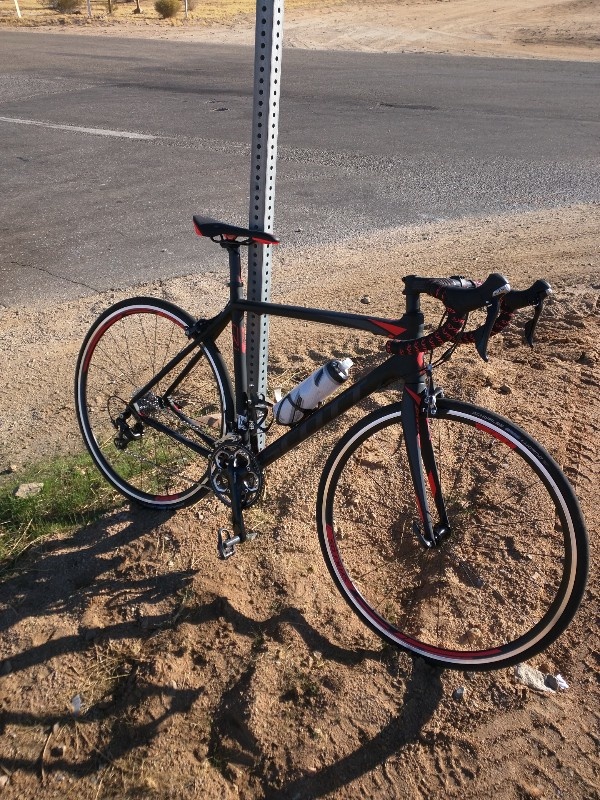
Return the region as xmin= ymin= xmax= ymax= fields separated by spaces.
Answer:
xmin=452 ymin=686 xmax=466 ymax=701
xmin=14 ymin=482 xmax=43 ymax=499
xmin=334 ymin=523 xmax=345 ymax=540
xmin=71 ymin=694 xmax=82 ymax=716
xmin=51 ymin=745 xmax=66 ymax=758
xmin=498 ymin=385 xmax=512 ymax=395
xmin=360 ymin=295 xmax=371 ymax=305
xmin=514 ymin=663 xmax=554 ymax=693
xmin=0 ymin=775 xmax=9 ymax=788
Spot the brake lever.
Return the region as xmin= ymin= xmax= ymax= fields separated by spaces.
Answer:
xmin=524 ymin=297 xmax=546 ymax=347
xmin=502 ymin=279 xmax=551 ymax=348
xmin=473 ymin=297 xmax=501 ymax=362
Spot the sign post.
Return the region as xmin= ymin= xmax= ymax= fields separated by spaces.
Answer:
xmin=246 ymin=1 xmax=284 ymax=447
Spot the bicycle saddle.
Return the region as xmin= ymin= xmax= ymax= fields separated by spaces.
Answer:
xmin=193 ymin=215 xmax=279 ymax=245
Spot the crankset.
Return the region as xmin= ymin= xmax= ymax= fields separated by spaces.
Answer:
xmin=208 ymin=437 xmax=263 ymax=509
xmin=209 ymin=437 xmax=264 ymax=559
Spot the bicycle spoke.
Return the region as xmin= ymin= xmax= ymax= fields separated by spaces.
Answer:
xmin=78 ymin=301 xmax=225 ymax=505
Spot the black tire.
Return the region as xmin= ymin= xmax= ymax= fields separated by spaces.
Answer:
xmin=317 ymin=399 xmax=588 ymax=670
xmin=75 ymin=297 xmax=232 ymax=509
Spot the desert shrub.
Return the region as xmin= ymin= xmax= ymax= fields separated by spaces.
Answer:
xmin=154 ymin=0 xmax=179 ymax=17
xmin=42 ymin=0 xmax=83 ymax=12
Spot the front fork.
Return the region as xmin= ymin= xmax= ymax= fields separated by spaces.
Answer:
xmin=400 ymin=379 xmax=451 ymax=548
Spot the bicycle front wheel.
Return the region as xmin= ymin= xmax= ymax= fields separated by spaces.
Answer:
xmin=317 ymin=399 xmax=588 ymax=670
xmin=75 ymin=297 xmax=232 ymax=508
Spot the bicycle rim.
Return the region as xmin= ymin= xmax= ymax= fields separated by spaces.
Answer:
xmin=75 ymin=298 xmax=229 ymax=508
xmin=317 ymin=400 xmax=588 ymax=670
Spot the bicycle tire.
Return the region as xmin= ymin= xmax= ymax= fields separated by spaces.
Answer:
xmin=75 ymin=297 xmax=232 ymax=509
xmin=317 ymin=398 xmax=588 ymax=670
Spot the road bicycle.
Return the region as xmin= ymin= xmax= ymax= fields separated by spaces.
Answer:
xmin=75 ymin=216 xmax=589 ymax=671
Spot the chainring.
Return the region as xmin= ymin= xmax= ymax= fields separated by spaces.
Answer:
xmin=208 ymin=438 xmax=263 ymax=509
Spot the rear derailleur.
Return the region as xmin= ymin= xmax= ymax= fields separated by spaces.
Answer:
xmin=208 ymin=436 xmax=264 ymax=559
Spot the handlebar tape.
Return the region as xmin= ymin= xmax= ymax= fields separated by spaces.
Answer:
xmin=387 ymin=273 xmax=510 ymax=356
xmin=386 ymin=310 xmax=467 ymax=356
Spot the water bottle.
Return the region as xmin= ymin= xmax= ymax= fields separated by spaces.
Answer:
xmin=273 ymin=358 xmax=354 ymax=426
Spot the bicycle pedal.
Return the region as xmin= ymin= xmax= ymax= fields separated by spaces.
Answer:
xmin=217 ymin=528 xmax=240 ymax=560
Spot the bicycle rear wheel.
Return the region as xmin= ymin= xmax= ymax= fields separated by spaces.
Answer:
xmin=317 ymin=399 xmax=588 ymax=670
xmin=75 ymin=297 xmax=231 ymax=509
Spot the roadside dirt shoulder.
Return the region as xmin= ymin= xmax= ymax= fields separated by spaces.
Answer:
xmin=2 ymin=0 xmax=599 ymax=62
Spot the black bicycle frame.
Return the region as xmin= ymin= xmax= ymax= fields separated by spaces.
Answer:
xmin=130 ymin=241 xmax=448 ymax=542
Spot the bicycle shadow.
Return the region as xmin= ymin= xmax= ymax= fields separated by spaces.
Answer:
xmin=0 ymin=508 xmax=444 ymax=793
xmin=204 ymin=619 xmax=443 ymax=799
xmin=271 ymin=659 xmax=442 ymax=799
xmin=0 ymin=506 xmax=185 ymax=651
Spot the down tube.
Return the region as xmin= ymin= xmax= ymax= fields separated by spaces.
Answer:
xmin=257 ymin=357 xmax=406 ymax=468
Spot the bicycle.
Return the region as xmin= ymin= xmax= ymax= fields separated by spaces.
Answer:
xmin=75 ymin=216 xmax=589 ymax=671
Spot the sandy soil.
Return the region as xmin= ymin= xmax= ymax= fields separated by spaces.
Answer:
xmin=0 ymin=2 xmax=599 ymax=797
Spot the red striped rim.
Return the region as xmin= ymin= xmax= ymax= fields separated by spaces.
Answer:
xmin=83 ymin=307 xmax=184 ymax=372
xmin=476 ymin=422 xmax=516 ymax=448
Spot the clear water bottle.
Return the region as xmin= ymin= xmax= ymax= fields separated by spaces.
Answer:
xmin=273 ymin=358 xmax=354 ymax=426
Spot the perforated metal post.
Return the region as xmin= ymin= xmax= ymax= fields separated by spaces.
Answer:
xmin=246 ymin=0 xmax=284 ymax=448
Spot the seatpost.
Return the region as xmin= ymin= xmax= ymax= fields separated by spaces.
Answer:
xmin=223 ymin=241 xmax=244 ymax=302
xmin=221 ymin=241 xmax=249 ymax=430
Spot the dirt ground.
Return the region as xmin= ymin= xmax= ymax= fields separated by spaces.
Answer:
xmin=0 ymin=204 xmax=598 ymax=799
xmin=0 ymin=3 xmax=599 ymax=799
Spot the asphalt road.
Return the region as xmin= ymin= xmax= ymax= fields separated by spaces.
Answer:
xmin=0 ymin=31 xmax=598 ymax=305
